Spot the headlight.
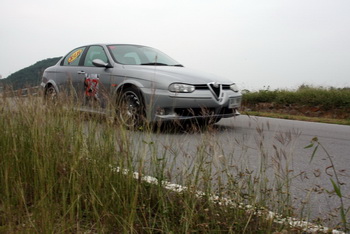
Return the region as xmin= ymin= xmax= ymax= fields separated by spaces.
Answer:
xmin=230 ymin=83 xmax=239 ymax=92
xmin=169 ymin=83 xmax=195 ymax=93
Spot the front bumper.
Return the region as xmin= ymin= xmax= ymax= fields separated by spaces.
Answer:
xmin=155 ymin=108 xmax=240 ymax=121
xmin=141 ymin=88 xmax=242 ymax=122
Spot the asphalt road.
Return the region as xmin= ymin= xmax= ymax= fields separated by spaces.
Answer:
xmin=126 ymin=115 xmax=350 ymax=227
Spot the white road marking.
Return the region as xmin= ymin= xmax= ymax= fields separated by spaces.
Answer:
xmin=112 ymin=166 xmax=344 ymax=234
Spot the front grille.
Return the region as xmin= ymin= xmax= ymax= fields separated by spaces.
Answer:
xmin=174 ymin=107 xmax=236 ymax=118
xmin=208 ymin=83 xmax=221 ymax=98
xmin=194 ymin=84 xmax=209 ymax=90
xmin=194 ymin=84 xmax=231 ymax=90
xmin=174 ymin=108 xmax=216 ymax=117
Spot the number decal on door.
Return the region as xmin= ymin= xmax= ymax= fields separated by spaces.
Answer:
xmin=84 ymin=74 xmax=99 ymax=97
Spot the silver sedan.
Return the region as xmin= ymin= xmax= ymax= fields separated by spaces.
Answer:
xmin=41 ymin=44 xmax=242 ymax=127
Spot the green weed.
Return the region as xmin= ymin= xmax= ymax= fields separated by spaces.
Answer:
xmin=243 ymin=85 xmax=350 ymax=109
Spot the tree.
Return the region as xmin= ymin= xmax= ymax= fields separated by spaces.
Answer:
xmin=0 ymin=57 xmax=61 ymax=90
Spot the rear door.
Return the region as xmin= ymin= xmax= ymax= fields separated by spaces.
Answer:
xmin=54 ymin=46 xmax=87 ymax=101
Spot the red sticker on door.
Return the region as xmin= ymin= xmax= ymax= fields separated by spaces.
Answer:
xmin=84 ymin=74 xmax=99 ymax=97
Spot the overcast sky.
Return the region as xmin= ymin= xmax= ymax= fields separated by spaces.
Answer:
xmin=1 ymin=0 xmax=350 ymax=90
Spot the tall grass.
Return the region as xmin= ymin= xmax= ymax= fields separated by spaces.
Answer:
xmin=0 ymin=94 xmax=345 ymax=232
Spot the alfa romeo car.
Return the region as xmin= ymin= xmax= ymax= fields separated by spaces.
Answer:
xmin=41 ymin=44 xmax=242 ymax=127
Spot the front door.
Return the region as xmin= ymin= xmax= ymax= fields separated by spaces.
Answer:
xmin=80 ymin=45 xmax=113 ymax=109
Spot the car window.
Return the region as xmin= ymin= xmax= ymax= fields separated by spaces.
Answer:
xmin=84 ymin=46 xmax=109 ymax=67
xmin=63 ymin=47 xmax=86 ymax=66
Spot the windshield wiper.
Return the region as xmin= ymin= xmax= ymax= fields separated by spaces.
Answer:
xmin=141 ymin=62 xmax=169 ymax=66
xmin=172 ymin=64 xmax=184 ymax=67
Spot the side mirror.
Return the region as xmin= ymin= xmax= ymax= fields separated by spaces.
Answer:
xmin=92 ymin=59 xmax=113 ymax=68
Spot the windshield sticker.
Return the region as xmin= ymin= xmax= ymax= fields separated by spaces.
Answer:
xmin=68 ymin=49 xmax=83 ymax=64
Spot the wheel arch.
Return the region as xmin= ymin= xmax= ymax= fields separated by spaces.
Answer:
xmin=115 ymin=83 xmax=145 ymax=104
xmin=115 ymin=83 xmax=149 ymax=121
xmin=44 ymin=81 xmax=59 ymax=95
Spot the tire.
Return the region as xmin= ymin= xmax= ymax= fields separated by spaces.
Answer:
xmin=44 ymin=85 xmax=58 ymax=104
xmin=117 ymin=87 xmax=145 ymax=128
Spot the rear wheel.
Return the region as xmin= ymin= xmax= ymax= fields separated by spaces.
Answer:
xmin=117 ymin=87 xmax=145 ymax=128
xmin=44 ymin=85 xmax=58 ymax=104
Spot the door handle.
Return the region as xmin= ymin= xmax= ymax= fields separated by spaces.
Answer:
xmin=77 ymin=71 xmax=86 ymax=75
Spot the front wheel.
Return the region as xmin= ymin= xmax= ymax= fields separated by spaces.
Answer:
xmin=117 ymin=87 xmax=145 ymax=128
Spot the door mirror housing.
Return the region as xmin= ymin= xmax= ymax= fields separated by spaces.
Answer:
xmin=92 ymin=59 xmax=113 ymax=68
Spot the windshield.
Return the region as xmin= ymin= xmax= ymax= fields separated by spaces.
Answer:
xmin=107 ymin=44 xmax=182 ymax=66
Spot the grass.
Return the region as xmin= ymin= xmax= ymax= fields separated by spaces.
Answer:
xmin=242 ymin=85 xmax=350 ymax=110
xmin=0 ymin=94 xmax=347 ymax=232
xmin=242 ymin=85 xmax=350 ymax=125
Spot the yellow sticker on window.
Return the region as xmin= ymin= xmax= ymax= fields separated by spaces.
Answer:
xmin=68 ymin=49 xmax=83 ymax=64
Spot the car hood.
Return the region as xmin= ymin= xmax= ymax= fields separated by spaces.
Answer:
xmin=122 ymin=65 xmax=234 ymax=85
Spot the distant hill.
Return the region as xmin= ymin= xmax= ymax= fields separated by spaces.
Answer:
xmin=1 ymin=57 xmax=61 ymax=90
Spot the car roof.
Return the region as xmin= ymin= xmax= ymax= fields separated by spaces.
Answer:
xmin=81 ymin=43 xmax=146 ymax=47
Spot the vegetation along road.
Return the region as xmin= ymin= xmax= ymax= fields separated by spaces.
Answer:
xmin=2 ymin=96 xmax=349 ymax=231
